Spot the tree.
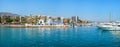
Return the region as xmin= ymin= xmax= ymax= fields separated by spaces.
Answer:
xmin=0 ymin=17 xmax=1 ymax=23
xmin=14 ymin=18 xmax=19 ymax=22
xmin=27 ymin=17 xmax=35 ymax=24
xmin=77 ymin=19 xmax=83 ymax=23
xmin=6 ymin=16 xmax=13 ymax=23
xmin=21 ymin=17 xmax=26 ymax=23
xmin=57 ymin=17 xmax=61 ymax=21
xmin=67 ymin=19 xmax=71 ymax=23
xmin=44 ymin=16 xmax=47 ymax=22
xmin=52 ymin=18 xmax=55 ymax=24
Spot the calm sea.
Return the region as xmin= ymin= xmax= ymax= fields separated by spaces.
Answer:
xmin=0 ymin=26 xmax=120 ymax=47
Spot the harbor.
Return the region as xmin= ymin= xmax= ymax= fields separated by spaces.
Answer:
xmin=1 ymin=0 xmax=120 ymax=47
xmin=1 ymin=26 xmax=120 ymax=47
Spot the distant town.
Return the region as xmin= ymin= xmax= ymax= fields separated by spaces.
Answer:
xmin=0 ymin=12 xmax=88 ymax=25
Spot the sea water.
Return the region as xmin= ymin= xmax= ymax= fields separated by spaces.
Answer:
xmin=0 ymin=26 xmax=120 ymax=47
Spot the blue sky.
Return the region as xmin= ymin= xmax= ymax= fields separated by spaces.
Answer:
xmin=0 ymin=0 xmax=120 ymax=21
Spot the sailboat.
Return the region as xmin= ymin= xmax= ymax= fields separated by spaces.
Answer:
xmin=97 ymin=13 xmax=120 ymax=31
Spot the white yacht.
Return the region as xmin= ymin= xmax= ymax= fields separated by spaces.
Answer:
xmin=97 ymin=22 xmax=120 ymax=31
xmin=97 ymin=12 xmax=120 ymax=30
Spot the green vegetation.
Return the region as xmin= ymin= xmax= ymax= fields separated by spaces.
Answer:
xmin=0 ymin=13 xmax=88 ymax=24
xmin=44 ymin=16 xmax=47 ymax=22
xmin=0 ymin=17 xmax=1 ymax=23
xmin=57 ymin=17 xmax=61 ymax=21
xmin=6 ymin=16 xmax=13 ymax=23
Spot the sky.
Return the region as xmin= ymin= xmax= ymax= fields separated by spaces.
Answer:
xmin=0 ymin=0 xmax=120 ymax=21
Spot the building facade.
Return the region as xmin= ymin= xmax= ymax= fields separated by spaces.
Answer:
xmin=72 ymin=16 xmax=79 ymax=22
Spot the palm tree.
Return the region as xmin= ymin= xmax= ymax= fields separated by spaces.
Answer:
xmin=57 ymin=17 xmax=61 ymax=24
xmin=77 ymin=19 xmax=83 ymax=23
xmin=30 ymin=17 xmax=36 ymax=24
xmin=44 ymin=16 xmax=47 ymax=22
xmin=12 ymin=15 xmax=16 ymax=23
xmin=57 ymin=17 xmax=61 ymax=21
xmin=63 ymin=18 xmax=67 ymax=23
xmin=2 ymin=14 xmax=8 ymax=24
xmin=52 ymin=18 xmax=55 ymax=25
xmin=20 ymin=16 xmax=26 ymax=24
xmin=67 ymin=19 xmax=71 ymax=23
xmin=26 ymin=16 xmax=34 ymax=24
xmin=34 ymin=16 xmax=38 ymax=23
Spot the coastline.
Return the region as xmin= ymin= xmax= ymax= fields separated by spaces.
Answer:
xmin=4 ymin=24 xmax=70 ymax=28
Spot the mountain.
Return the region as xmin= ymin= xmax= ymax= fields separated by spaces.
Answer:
xmin=0 ymin=12 xmax=21 ymax=17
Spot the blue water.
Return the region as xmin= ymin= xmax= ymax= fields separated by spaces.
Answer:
xmin=0 ymin=26 xmax=120 ymax=47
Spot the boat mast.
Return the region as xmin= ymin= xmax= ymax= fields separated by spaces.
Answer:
xmin=109 ymin=12 xmax=112 ymax=22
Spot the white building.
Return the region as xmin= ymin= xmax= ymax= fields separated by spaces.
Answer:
xmin=72 ymin=16 xmax=79 ymax=22
xmin=38 ymin=19 xmax=45 ymax=25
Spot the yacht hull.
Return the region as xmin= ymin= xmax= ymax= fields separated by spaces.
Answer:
xmin=98 ymin=26 xmax=120 ymax=31
xmin=97 ymin=22 xmax=120 ymax=31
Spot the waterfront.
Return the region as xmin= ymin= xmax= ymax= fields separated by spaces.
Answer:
xmin=0 ymin=26 xmax=120 ymax=47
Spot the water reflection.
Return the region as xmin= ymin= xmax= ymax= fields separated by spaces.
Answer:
xmin=109 ymin=31 xmax=120 ymax=39
xmin=100 ymin=30 xmax=120 ymax=39
xmin=0 ymin=26 xmax=120 ymax=47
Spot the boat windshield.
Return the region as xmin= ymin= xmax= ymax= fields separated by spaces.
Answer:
xmin=117 ymin=25 xmax=120 ymax=27
xmin=104 ymin=24 xmax=111 ymax=25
